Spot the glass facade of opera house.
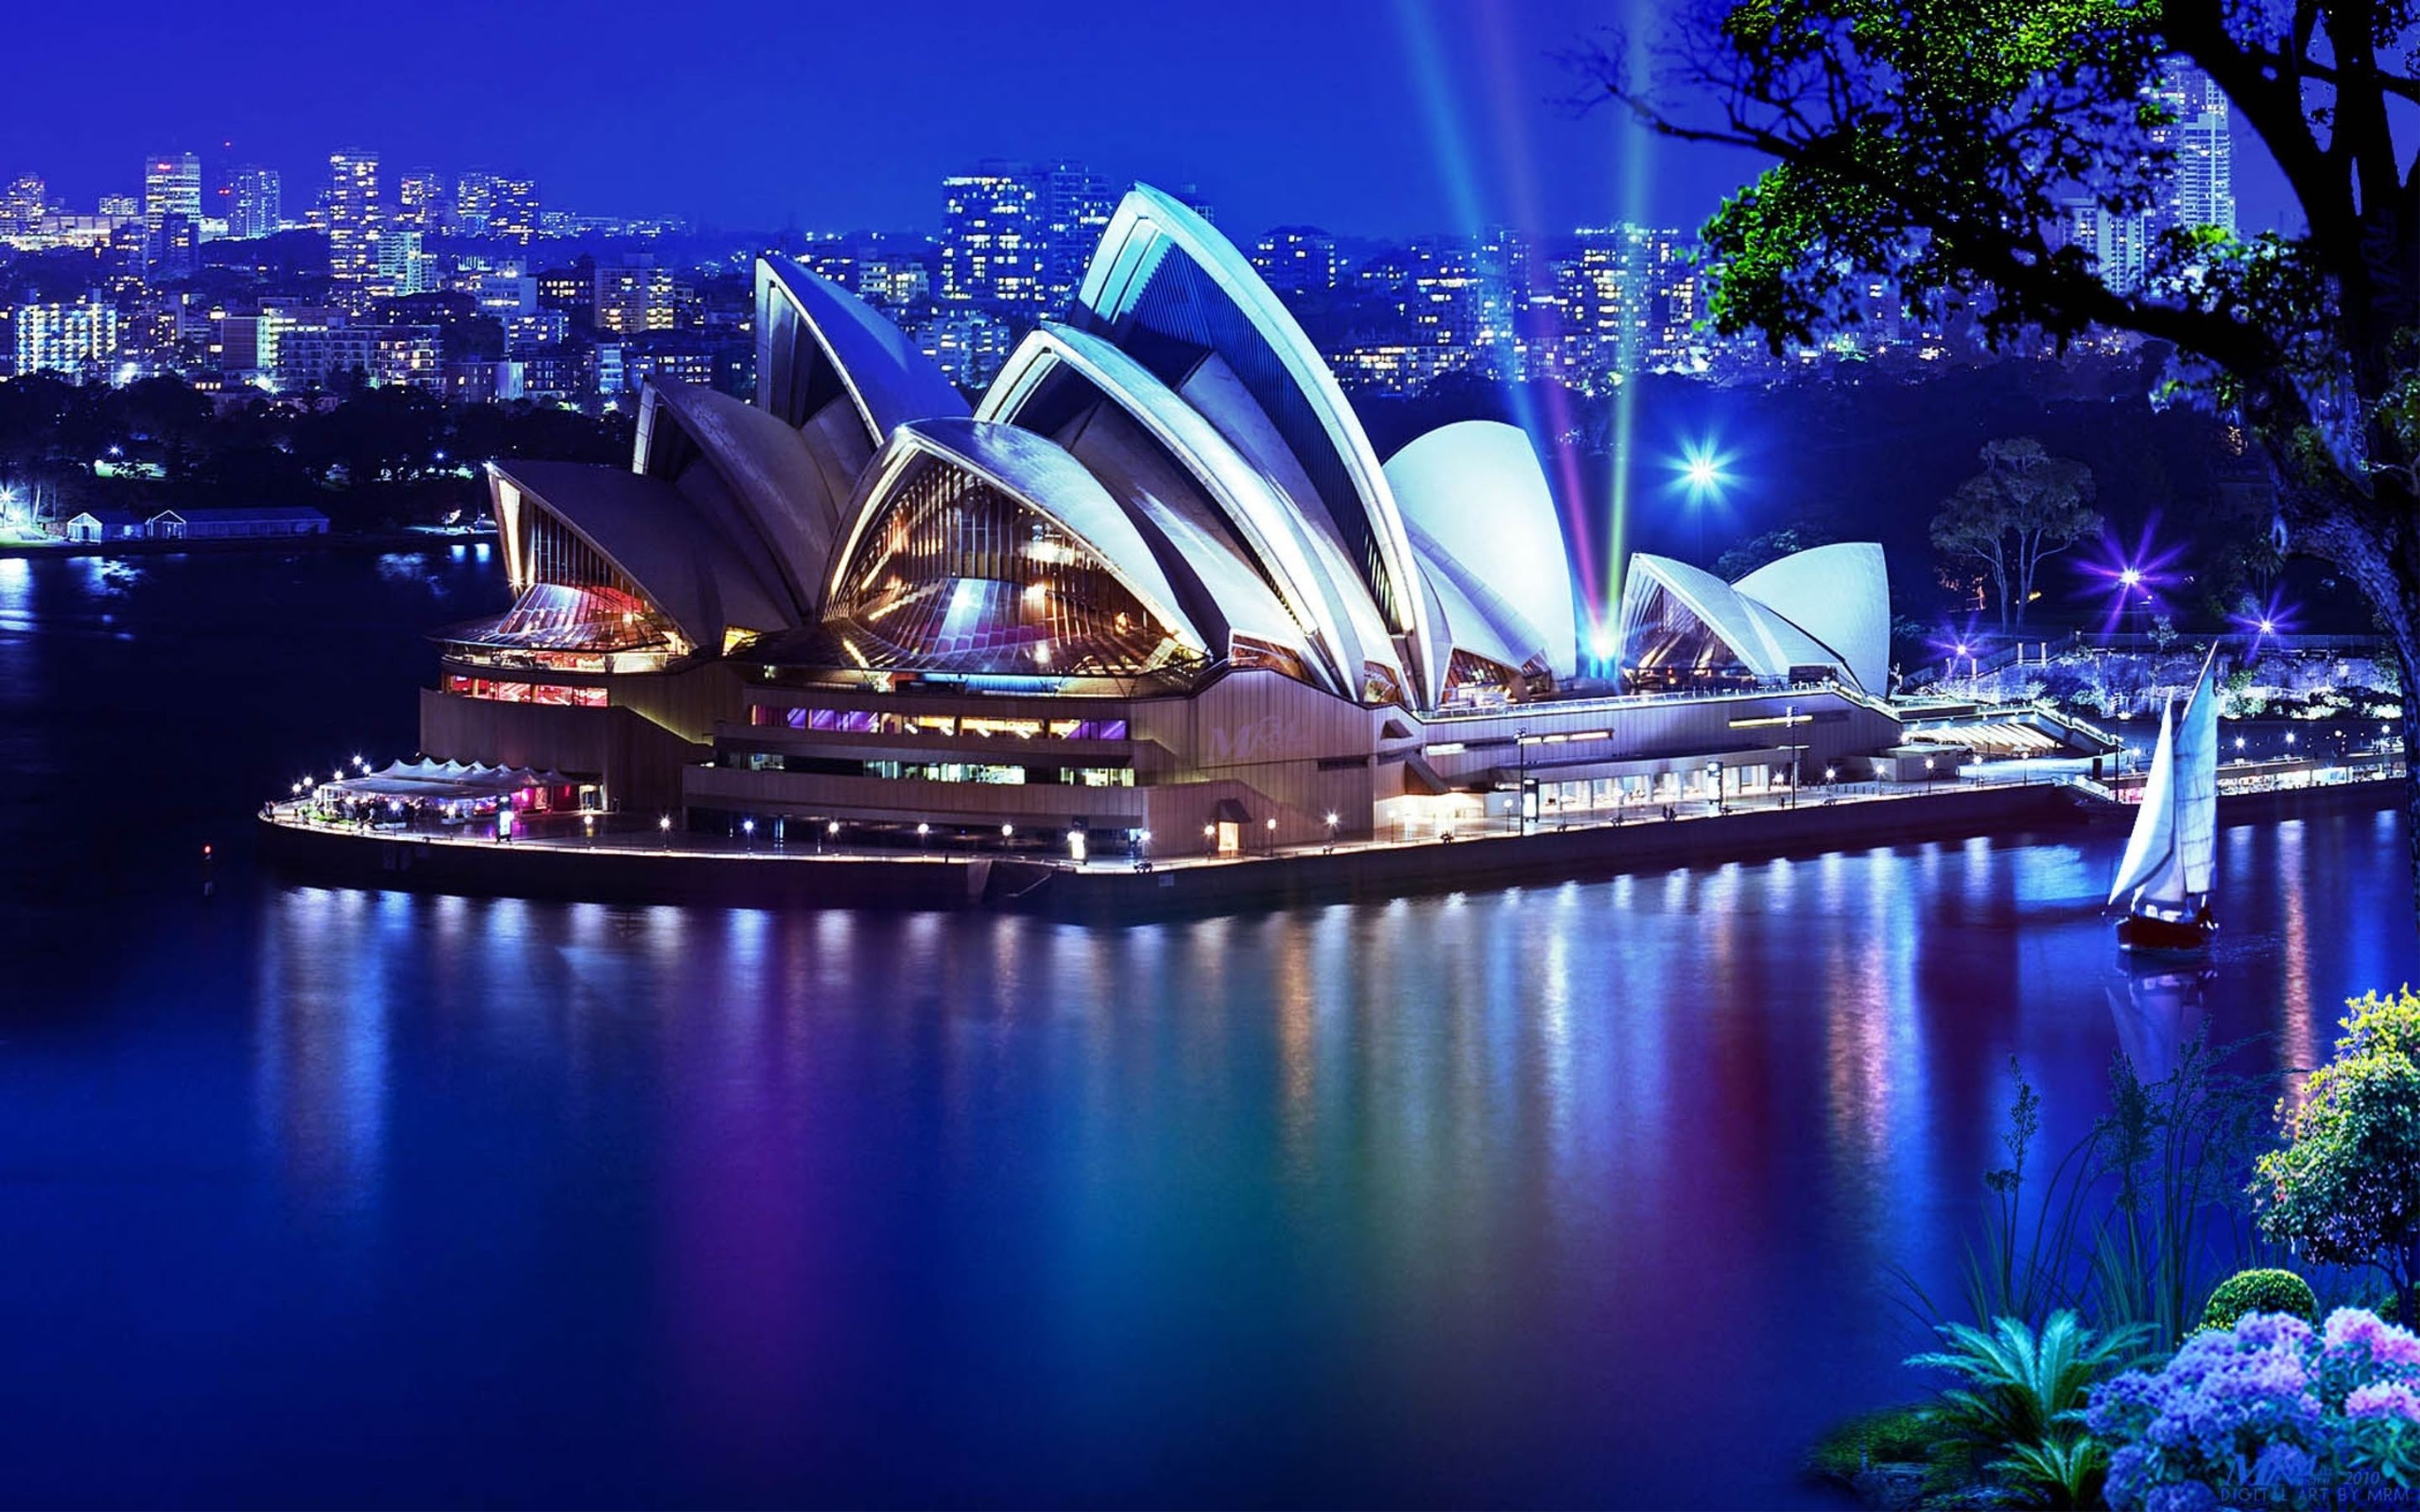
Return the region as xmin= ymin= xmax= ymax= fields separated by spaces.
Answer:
xmin=422 ymin=185 xmax=1908 ymax=851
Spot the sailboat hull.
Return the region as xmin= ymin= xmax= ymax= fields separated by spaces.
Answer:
xmin=2117 ymin=911 xmax=2217 ymax=953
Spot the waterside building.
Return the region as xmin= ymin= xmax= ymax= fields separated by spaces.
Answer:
xmin=417 ymin=186 xmax=1909 ymax=852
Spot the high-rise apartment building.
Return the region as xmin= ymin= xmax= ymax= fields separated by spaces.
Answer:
xmin=940 ymin=162 xmax=1044 ymax=309
xmin=143 ymin=152 xmax=202 ymax=251
xmin=229 ymin=166 xmax=281 ymax=239
xmin=592 ymin=262 xmax=676 ymax=336
xmin=395 ymin=169 xmax=444 ymax=229
xmin=453 ymin=171 xmax=497 ymax=235
xmin=0 ymin=176 xmax=45 ymax=238
xmin=276 ymin=321 xmax=440 ymax=391
xmin=855 ymin=254 xmax=930 ymax=309
xmin=1253 ymin=227 xmax=1344 ymax=295
xmin=2063 ymin=196 xmax=2149 ymax=294
xmin=377 ymin=229 xmax=434 ymax=297
xmin=487 ymin=177 xmax=540 ymax=244
xmin=326 ymin=151 xmax=382 ymax=301
xmin=2150 ymin=62 xmax=2235 ymax=236
xmin=150 ymin=213 xmax=199 ymax=280
xmin=14 ymin=299 xmax=120 ymax=379
xmin=1037 ymin=162 xmax=1113 ymax=305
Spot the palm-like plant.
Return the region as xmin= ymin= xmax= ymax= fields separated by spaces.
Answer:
xmin=1908 ymin=1310 xmax=2149 ymax=1448
xmin=1991 ymin=1435 xmax=2110 ymax=1510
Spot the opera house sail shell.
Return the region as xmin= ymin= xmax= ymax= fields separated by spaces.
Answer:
xmin=1615 ymin=543 xmax=1891 ymax=696
xmin=422 ymin=177 xmax=1903 ymax=841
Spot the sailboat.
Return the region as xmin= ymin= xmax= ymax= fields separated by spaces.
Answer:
xmin=2109 ymin=651 xmax=2220 ymax=952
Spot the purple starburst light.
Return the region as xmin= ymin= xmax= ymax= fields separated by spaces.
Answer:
xmin=2229 ymin=587 xmax=2297 ymax=644
xmin=2077 ymin=517 xmax=2189 ymax=634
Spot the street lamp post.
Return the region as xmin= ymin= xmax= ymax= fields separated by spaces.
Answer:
xmin=1324 ymin=812 xmax=1339 ymax=853
xmin=1515 ymin=727 xmax=1528 ymax=837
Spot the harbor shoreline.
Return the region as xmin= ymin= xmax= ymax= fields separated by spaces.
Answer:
xmin=253 ymin=775 xmax=2403 ymax=920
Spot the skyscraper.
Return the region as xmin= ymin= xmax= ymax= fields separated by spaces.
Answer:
xmin=940 ymin=162 xmax=1044 ymax=309
xmin=2063 ymin=196 xmax=2149 ymax=294
xmin=230 ymin=166 xmax=281 ymax=239
xmin=2152 ymin=63 xmax=2235 ymax=236
xmin=143 ymin=153 xmax=202 ymax=249
xmin=378 ymin=229 xmax=433 ymax=297
xmin=327 ymin=151 xmax=383 ymax=302
xmin=395 ymin=169 xmax=444 ymax=230
xmin=0 ymin=175 xmax=45 ymax=238
xmin=1253 ymin=227 xmax=1344 ymax=295
xmin=1037 ymin=162 xmax=1113 ymax=305
xmin=487 ymin=177 xmax=541 ymax=244
xmin=453 ymin=171 xmax=497 ymax=235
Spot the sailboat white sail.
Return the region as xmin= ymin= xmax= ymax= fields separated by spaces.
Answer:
xmin=2108 ymin=650 xmax=2220 ymax=917
xmin=2110 ymin=701 xmax=2177 ymax=907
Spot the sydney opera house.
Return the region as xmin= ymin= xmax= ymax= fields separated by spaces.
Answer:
xmin=424 ymin=186 xmax=1905 ymax=853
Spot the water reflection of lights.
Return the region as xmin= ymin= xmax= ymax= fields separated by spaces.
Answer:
xmin=2277 ymin=822 xmax=2317 ymax=1088
xmin=256 ymin=887 xmax=392 ymax=1215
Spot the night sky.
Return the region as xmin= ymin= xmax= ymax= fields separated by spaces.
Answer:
xmin=5 ymin=0 xmax=2296 ymax=239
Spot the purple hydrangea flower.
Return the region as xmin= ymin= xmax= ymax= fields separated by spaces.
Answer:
xmin=2323 ymin=1307 xmax=2420 ymax=1369
xmin=2344 ymin=1381 xmax=2420 ymax=1422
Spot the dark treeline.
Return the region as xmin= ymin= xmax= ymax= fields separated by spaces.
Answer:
xmin=0 ymin=375 xmax=634 ymax=530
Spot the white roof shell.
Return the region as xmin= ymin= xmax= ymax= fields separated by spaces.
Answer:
xmin=1732 ymin=542 xmax=1891 ymax=696
xmin=755 ymin=257 xmax=968 ymax=447
xmin=1384 ymin=420 xmax=1577 ymax=697
xmin=1075 ymin=184 xmax=1430 ymax=696
xmin=635 ymin=381 xmax=844 ymax=620
xmin=981 ymin=323 xmax=1365 ymax=695
xmin=1617 ymin=548 xmax=1890 ymax=694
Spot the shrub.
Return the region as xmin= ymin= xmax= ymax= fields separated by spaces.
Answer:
xmin=2254 ymin=989 xmax=2420 ymax=1325
xmin=1804 ymin=1404 xmax=1936 ymax=1487
xmin=2086 ymin=1308 xmax=2420 ymax=1508
xmin=2202 ymin=1268 xmax=2319 ymax=1331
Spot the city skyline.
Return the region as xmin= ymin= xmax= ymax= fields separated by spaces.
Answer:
xmin=0 ymin=0 xmax=2300 ymax=240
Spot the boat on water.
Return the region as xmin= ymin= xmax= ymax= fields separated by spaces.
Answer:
xmin=2110 ymin=651 xmax=2220 ymax=953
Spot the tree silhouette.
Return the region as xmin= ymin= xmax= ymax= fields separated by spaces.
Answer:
xmin=1929 ymin=438 xmax=2102 ymax=629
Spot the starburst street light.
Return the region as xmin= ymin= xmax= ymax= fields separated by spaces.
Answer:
xmin=1672 ymin=438 xmax=1731 ymax=500
xmin=2080 ymin=518 xmax=2189 ymax=634
xmin=1668 ymin=437 xmax=1735 ymax=562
